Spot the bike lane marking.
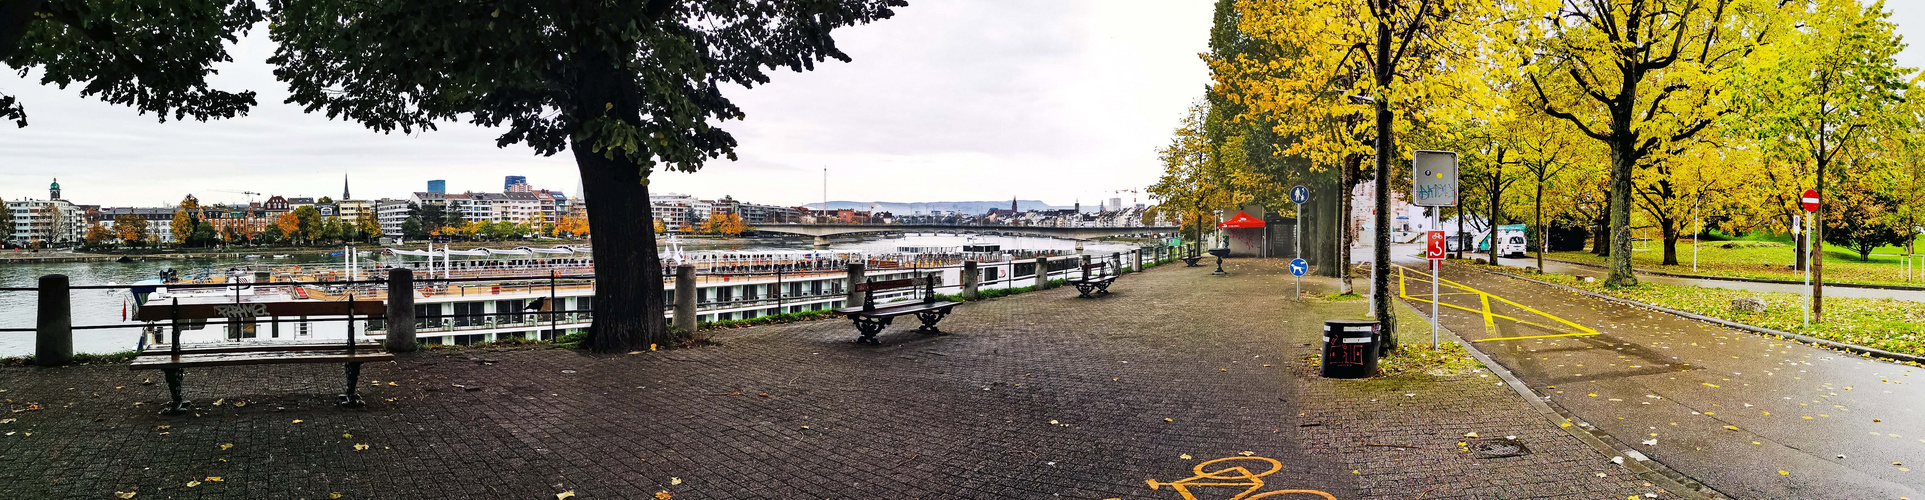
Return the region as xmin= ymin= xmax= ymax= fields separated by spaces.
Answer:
xmin=1397 ymin=265 xmax=1599 ymax=342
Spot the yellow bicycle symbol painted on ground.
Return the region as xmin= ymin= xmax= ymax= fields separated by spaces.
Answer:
xmin=1144 ymin=456 xmax=1336 ymax=500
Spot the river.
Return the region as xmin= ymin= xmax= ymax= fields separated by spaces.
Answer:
xmin=0 ymin=234 xmax=1143 ymax=357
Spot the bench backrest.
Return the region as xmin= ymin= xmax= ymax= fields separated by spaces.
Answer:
xmin=135 ymin=299 xmax=386 ymax=321
xmin=857 ymin=276 xmax=936 ymax=311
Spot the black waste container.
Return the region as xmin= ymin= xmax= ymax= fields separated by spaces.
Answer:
xmin=1320 ymin=319 xmax=1380 ymax=379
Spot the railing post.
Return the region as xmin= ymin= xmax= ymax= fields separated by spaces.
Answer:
xmin=385 ymin=268 xmax=417 ymax=353
xmin=35 ymin=274 xmax=72 ymax=367
xmin=962 ymin=261 xmax=980 ymax=300
xmin=674 ymin=265 xmax=698 ymax=334
xmin=1034 ymin=257 xmax=1049 ymax=290
xmin=845 ymin=263 xmax=866 ymax=309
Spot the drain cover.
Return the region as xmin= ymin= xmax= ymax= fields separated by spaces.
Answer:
xmin=1467 ymin=438 xmax=1531 ymax=459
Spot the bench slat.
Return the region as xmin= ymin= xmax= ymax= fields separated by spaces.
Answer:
xmin=837 ymin=300 xmax=959 ymax=318
xmin=853 ymin=278 xmax=918 ymax=292
xmin=140 ymin=341 xmax=385 ymax=357
xmin=130 ymin=350 xmax=394 ymax=370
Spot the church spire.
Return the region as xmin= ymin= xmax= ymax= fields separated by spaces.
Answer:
xmin=342 ymin=173 xmax=351 ymax=200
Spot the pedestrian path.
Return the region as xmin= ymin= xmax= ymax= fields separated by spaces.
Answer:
xmin=1 ymin=258 xmax=1660 ymax=499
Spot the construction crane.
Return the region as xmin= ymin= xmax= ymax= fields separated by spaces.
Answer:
xmin=212 ymin=190 xmax=261 ymax=205
xmin=1112 ymin=189 xmax=1140 ymax=211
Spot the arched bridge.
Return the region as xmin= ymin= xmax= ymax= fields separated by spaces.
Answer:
xmin=751 ymin=224 xmax=1178 ymax=245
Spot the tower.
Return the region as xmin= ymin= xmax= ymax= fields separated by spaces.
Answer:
xmin=49 ymin=178 xmax=60 ymax=200
xmin=1010 ymin=197 xmax=1017 ymax=212
xmin=342 ymin=174 xmax=351 ymax=200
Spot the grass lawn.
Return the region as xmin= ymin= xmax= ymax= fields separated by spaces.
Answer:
xmin=1526 ymin=272 xmax=1925 ymax=361
xmin=1546 ymin=233 xmax=1925 ymax=286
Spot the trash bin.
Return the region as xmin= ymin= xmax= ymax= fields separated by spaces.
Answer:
xmin=1320 ymin=319 xmax=1380 ymax=379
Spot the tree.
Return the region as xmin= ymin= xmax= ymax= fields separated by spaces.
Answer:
xmin=265 ymin=0 xmax=905 ymax=352
xmin=317 ymin=196 xmax=333 ymax=205
xmin=0 ymin=202 xmax=13 ymax=247
xmin=1528 ymin=0 xmax=1790 ymax=286
xmin=653 ymin=218 xmax=667 ymax=235
xmin=445 ymin=208 xmax=468 ymax=237
xmin=292 ymin=206 xmax=322 ymax=244
xmin=192 ymin=221 xmax=219 ymax=247
xmin=0 ymin=0 xmax=262 ymax=128
xmin=273 ymin=212 xmax=301 ymax=245
xmin=113 ymin=214 xmax=149 ymax=248
xmin=356 ymin=211 xmax=382 ymax=242
xmin=415 ymin=202 xmax=445 ymax=230
xmin=171 ymin=209 xmax=195 ymax=246
xmin=83 ymin=221 xmax=110 ymax=248
xmin=1823 ymin=178 xmax=1907 ymax=261
xmin=401 ymin=216 xmax=426 ymax=241
xmin=1735 ymin=0 xmax=1907 ymax=321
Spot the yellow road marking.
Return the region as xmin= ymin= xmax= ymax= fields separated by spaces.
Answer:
xmin=1396 ymin=265 xmax=1598 ymax=342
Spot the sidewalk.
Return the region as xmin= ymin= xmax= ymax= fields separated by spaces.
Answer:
xmin=2 ymin=258 xmax=1662 ymax=499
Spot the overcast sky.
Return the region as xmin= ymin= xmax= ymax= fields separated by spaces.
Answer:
xmin=8 ymin=2 xmax=1925 ymax=210
xmin=0 ymin=1 xmax=1215 ymax=209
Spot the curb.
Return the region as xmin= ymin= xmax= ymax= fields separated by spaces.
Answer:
xmin=1395 ymin=300 xmax=1726 ymax=500
xmin=1469 ymin=265 xmax=1925 ymax=366
xmin=1543 ymin=257 xmax=1925 ymax=292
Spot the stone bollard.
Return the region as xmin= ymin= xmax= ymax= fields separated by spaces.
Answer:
xmin=846 ymin=263 xmax=866 ymax=309
xmin=1134 ymin=249 xmax=1144 ymax=271
xmin=1111 ymin=252 xmax=1121 ymax=272
xmin=1034 ymin=257 xmax=1050 ymax=290
xmin=385 ymin=268 xmax=417 ymax=353
xmin=962 ymin=261 xmax=981 ymax=300
xmin=674 ymin=265 xmax=698 ymax=334
xmin=36 ymin=274 xmax=72 ymax=367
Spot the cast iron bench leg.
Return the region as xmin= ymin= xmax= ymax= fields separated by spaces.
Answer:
xmin=913 ymin=309 xmax=950 ymax=334
xmin=1074 ymin=283 xmax=1095 ymax=298
xmin=1096 ymin=281 xmax=1112 ymax=295
xmin=160 ymin=368 xmax=191 ymax=416
xmin=852 ymin=316 xmax=891 ymax=344
xmin=339 ymin=362 xmax=367 ymax=409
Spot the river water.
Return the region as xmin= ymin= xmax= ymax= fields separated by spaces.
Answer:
xmin=0 ymin=234 xmax=1141 ymax=357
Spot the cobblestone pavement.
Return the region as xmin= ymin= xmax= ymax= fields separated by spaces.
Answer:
xmin=3 ymin=258 xmax=1658 ymax=499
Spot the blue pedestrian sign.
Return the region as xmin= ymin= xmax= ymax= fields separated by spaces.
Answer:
xmin=1289 ymin=258 xmax=1309 ymax=276
xmin=1290 ymin=185 xmax=1309 ymax=204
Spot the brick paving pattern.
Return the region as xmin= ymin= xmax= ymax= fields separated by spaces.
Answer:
xmin=2 ymin=258 xmax=1665 ymax=499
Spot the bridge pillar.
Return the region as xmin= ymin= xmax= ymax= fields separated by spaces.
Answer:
xmin=962 ymin=261 xmax=980 ymax=300
xmin=813 ymin=235 xmax=833 ymax=247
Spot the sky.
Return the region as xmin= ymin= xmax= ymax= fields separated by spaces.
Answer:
xmin=11 ymin=2 xmax=1925 ymax=210
xmin=0 ymin=1 xmax=1217 ymax=209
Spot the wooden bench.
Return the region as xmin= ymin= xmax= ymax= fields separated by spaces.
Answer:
xmin=835 ymin=276 xmax=962 ymax=344
xmin=130 ymin=298 xmax=393 ymax=415
xmin=1066 ymin=261 xmax=1118 ymax=298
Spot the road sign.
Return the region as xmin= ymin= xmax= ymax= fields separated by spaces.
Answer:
xmin=1427 ymin=231 xmax=1447 ymax=260
xmin=1289 ymin=258 xmax=1308 ymax=276
xmin=1290 ymin=185 xmax=1309 ymax=204
xmin=1801 ymin=189 xmax=1820 ymax=212
xmin=1412 ymin=150 xmax=1459 ymax=207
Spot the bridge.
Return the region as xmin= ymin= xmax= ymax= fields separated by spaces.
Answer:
xmin=750 ymin=224 xmax=1178 ymax=245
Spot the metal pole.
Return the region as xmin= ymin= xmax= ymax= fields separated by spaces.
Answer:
xmin=1799 ymin=214 xmax=1808 ymax=327
xmin=35 ymin=274 xmax=72 ymax=366
xmin=548 ymin=269 xmax=557 ymax=336
xmin=1693 ymin=199 xmax=1700 ymax=273
xmin=1432 ymin=211 xmax=1440 ymax=348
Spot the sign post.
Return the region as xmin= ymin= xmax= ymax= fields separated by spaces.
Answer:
xmin=1801 ymin=189 xmax=1820 ymax=327
xmin=1413 ymin=151 xmax=1459 ymax=348
xmin=1291 ymin=185 xmax=1308 ymax=260
xmin=1290 ymin=258 xmax=1308 ymax=299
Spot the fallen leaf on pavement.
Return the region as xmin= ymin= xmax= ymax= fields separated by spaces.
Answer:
xmin=671 ymin=477 xmax=682 ymax=485
xmin=292 ymin=420 xmax=303 ymax=424
xmin=556 ymin=491 xmax=575 ymax=500
xmin=206 ymin=477 xmax=221 ymax=482
xmin=186 ymin=481 xmax=201 ymax=488
xmin=115 ymin=492 xmax=136 ymax=499
xmin=219 ymin=443 xmax=232 ymax=450
xmin=655 ymin=492 xmax=672 ymax=499
xmin=354 ymin=444 xmax=369 ymax=451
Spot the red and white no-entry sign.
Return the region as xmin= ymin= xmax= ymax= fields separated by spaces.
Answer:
xmin=1801 ymin=189 xmax=1820 ymax=212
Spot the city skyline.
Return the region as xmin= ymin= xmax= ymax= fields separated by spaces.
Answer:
xmin=0 ymin=1 xmax=1214 ymax=208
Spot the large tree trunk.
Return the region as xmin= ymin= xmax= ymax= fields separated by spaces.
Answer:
xmin=1371 ymin=16 xmax=1397 ymax=348
xmin=573 ymin=48 xmax=671 ymax=352
xmin=1660 ymin=217 xmax=1680 ymax=266
xmin=1794 ymin=214 xmax=1807 ymax=271
xmin=1487 ymin=168 xmax=1503 ymax=266
xmin=1813 ymin=162 xmax=1825 ymax=322
xmin=1606 ymin=138 xmax=1638 ymax=286
xmin=1338 ymin=155 xmax=1357 ymax=294
xmin=1310 ymin=176 xmax=1343 ymax=278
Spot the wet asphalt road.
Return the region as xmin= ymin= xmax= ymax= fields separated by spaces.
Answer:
xmin=1397 ymin=257 xmax=1924 ymax=499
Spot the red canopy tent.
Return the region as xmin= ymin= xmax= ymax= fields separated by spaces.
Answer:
xmin=1217 ymin=211 xmax=1266 ymax=229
